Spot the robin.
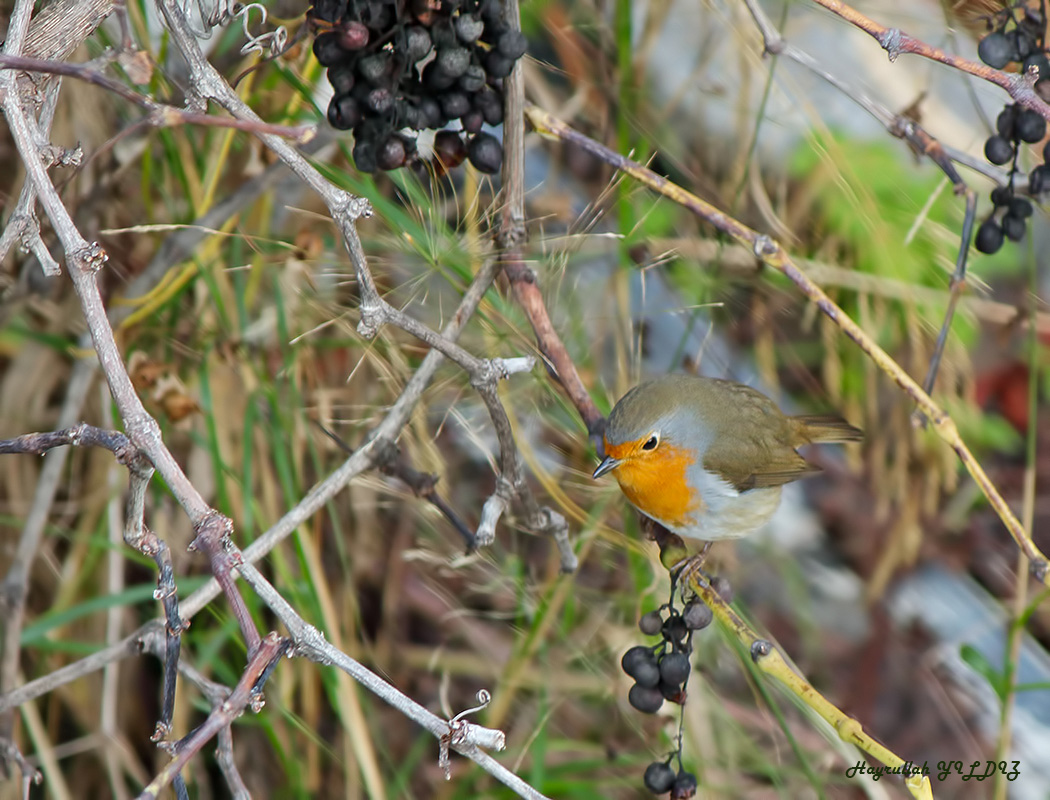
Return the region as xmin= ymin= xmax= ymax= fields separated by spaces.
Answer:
xmin=592 ymin=374 xmax=862 ymax=542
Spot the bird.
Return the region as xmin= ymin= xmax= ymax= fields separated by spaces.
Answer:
xmin=592 ymin=374 xmax=862 ymax=543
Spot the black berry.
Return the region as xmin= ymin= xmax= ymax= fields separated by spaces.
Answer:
xmin=658 ymin=679 xmax=686 ymax=703
xmin=352 ymin=138 xmax=377 ymax=173
xmin=974 ymin=219 xmax=1004 ymax=254
xmin=996 ymin=106 xmax=1017 ymax=139
xmin=643 ymin=762 xmax=677 ymax=794
xmin=461 ymin=110 xmax=483 ymax=134
xmin=328 ymin=63 xmax=356 ymax=95
xmin=376 ymin=135 xmax=407 ymax=170
xmin=1023 ymin=53 xmax=1050 ymax=80
xmin=437 ymin=46 xmax=471 ymax=78
xmin=484 ymin=51 xmax=515 ymax=79
xmin=1008 ymin=29 xmax=1034 ymax=61
xmin=336 ymin=20 xmax=369 ymax=50
xmin=497 ymin=30 xmax=528 ymax=60
xmin=358 ymin=52 xmax=392 ymax=85
xmin=313 ymin=33 xmax=347 ymax=66
xmin=404 ymin=26 xmax=433 ymax=62
xmin=424 ymin=60 xmax=458 ymax=91
xmin=1009 ymin=197 xmax=1033 ymax=218
xmin=662 ymin=614 xmax=688 ymax=644
xmin=659 ymin=651 xmax=691 ymax=685
xmin=432 ymin=130 xmax=467 ymax=170
xmin=418 ymin=98 xmax=444 ymax=129
xmin=467 ymin=132 xmax=503 ymax=173
xmin=328 ymin=94 xmax=362 ymax=130
xmin=459 ymin=64 xmax=487 ymax=93
xmin=984 ymin=135 xmax=1014 ymax=165
xmin=671 ymin=770 xmax=698 ymax=799
xmin=1015 ymin=109 xmax=1047 ymax=143
xmin=1032 ymin=165 xmax=1049 ymax=194
xmin=439 ymin=91 xmax=471 ymax=119
xmin=990 ymin=185 xmax=1013 ymax=207
xmin=454 ymin=14 xmax=484 ymax=44
xmin=622 ymin=646 xmax=660 ymax=687
xmin=682 ymin=599 xmax=713 ymax=630
xmin=311 ymin=0 xmax=346 ymax=23
xmin=365 ymin=87 xmax=394 ymax=114
xmin=639 ymin=610 xmax=663 ymax=636
xmin=978 ymin=32 xmax=1014 ymax=69
xmin=475 ymin=90 xmax=503 ymax=125
xmin=1002 ymin=213 xmax=1026 ymax=241
xmin=628 ymin=683 xmax=664 ymax=714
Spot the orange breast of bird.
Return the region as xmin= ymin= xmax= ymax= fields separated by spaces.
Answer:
xmin=603 ymin=439 xmax=703 ymax=528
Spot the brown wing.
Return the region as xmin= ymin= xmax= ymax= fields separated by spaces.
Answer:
xmin=703 ymin=444 xmax=820 ymax=492
xmin=699 ymin=381 xmax=820 ymax=492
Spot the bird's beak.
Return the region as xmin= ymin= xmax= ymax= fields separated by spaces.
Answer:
xmin=592 ymin=455 xmax=622 ymax=479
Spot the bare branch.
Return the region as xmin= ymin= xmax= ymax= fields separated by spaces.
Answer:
xmin=0 ymin=61 xmax=63 ymax=272
xmin=811 ymin=0 xmax=1050 ymax=120
xmin=0 ymin=54 xmax=316 ymax=141
xmin=366 ymin=436 xmax=478 ymax=549
xmin=742 ymin=0 xmax=982 ymax=396
xmin=0 ymin=0 xmax=564 ymax=794
xmin=137 ymin=633 xmax=290 ymax=800
xmin=1 ymin=54 xmax=215 ymax=529
xmin=231 ymin=560 xmax=549 ymax=799
xmin=188 ymin=514 xmax=261 ymax=658
xmin=0 ymin=622 xmax=166 ymax=715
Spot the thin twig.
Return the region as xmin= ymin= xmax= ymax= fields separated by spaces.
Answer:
xmin=188 ymin=515 xmax=260 ymax=659
xmin=643 ymin=237 xmax=1050 ymax=335
xmin=137 ymin=634 xmax=290 ymax=800
xmin=742 ymin=0 xmax=979 ymax=398
xmin=813 ymin=0 xmax=1050 ymax=117
xmin=0 ymin=0 xmax=559 ymax=795
xmin=0 ymin=54 xmax=315 ymax=142
xmin=0 ymin=738 xmax=42 ymax=793
xmin=0 ymin=253 xmax=543 ymax=794
xmin=0 ymin=622 xmax=166 ymax=715
xmin=0 ymin=77 xmax=63 ymax=273
xmin=230 ymin=561 xmax=549 ymax=799
xmin=343 ymin=432 xmax=478 ymax=550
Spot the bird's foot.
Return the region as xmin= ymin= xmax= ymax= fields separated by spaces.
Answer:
xmin=668 ymin=542 xmax=713 ymax=597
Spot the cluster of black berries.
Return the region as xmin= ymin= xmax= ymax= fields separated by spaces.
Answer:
xmin=308 ymin=0 xmax=526 ymax=174
xmin=974 ymin=5 xmax=1049 ymax=254
xmin=622 ymin=583 xmax=725 ymax=798
xmin=976 ymin=7 xmax=1050 ymax=91
xmin=643 ymin=759 xmax=697 ymax=799
xmin=976 ymin=128 xmax=1048 ymax=253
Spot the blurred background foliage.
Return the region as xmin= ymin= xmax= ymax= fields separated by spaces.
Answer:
xmin=2 ymin=0 xmax=1049 ymax=798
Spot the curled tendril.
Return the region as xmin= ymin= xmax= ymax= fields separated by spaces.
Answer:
xmin=176 ymin=0 xmax=288 ymax=58
xmin=237 ymin=4 xmax=289 ymax=56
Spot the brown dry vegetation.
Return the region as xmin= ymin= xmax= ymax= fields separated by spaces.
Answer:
xmin=2 ymin=0 xmax=1050 ymax=799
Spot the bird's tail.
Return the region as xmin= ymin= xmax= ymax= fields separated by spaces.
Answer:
xmin=794 ymin=415 xmax=864 ymax=443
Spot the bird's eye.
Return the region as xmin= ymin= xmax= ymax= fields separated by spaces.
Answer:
xmin=641 ymin=434 xmax=659 ymax=451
